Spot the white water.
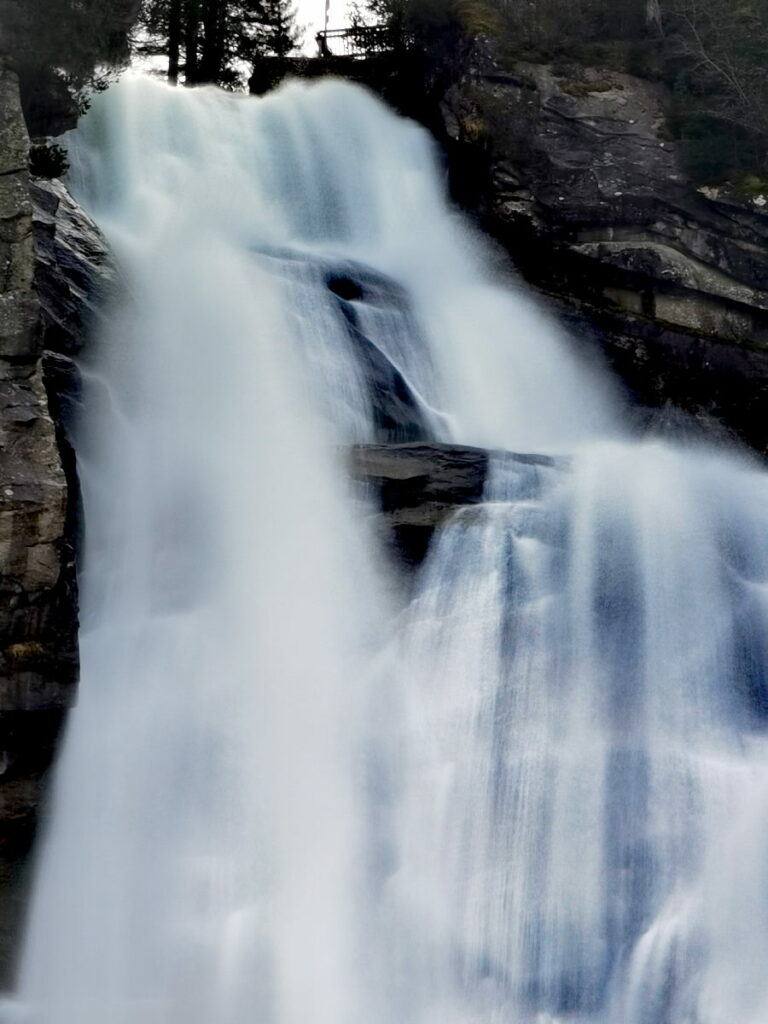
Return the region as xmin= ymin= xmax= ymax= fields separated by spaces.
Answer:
xmin=9 ymin=76 xmax=768 ymax=1023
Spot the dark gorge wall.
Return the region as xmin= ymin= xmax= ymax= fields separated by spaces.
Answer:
xmin=254 ymin=47 xmax=768 ymax=456
xmin=0 ymin=67 xmax=110 ymax=983
xmin=434 ymin=49 xmax=768 ymax=454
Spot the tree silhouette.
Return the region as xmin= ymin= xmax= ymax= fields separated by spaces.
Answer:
xmin=0 ymin=0 xmax=140 ymax=133
xmin=139 ymin=0 xmax=300 ymax=87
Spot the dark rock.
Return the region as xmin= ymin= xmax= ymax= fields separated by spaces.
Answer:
xmin=327 ymin=275 xmax=364 ymax=301
xmin=351 ymin=442 xmax=489 ymax=513
xmin=0 ymin=70 xmax=75 ymax=717
xmin=439 ymin=51 xmax=768 ymax=453
xmin=0 ymin=70 xmax=37 ymax=364
xmin=350 ymin=442 xmax=489 ymax=565
xmin=0 ymin=709 xmax=64 ymax=986
xmin=255 ymin=247 xmax=436 ymax=442
xmin=349 ymin=442 xmax=557 ymax=565
xmin=0 ymin=367 xmax=77 ymax=713
xmin=0 ymin=70 xmax=97 ymax=984
xmin=32 ymin=178 xmax=114 ymax=356
xmin=332 ymin=286 xmax=433 ymax=443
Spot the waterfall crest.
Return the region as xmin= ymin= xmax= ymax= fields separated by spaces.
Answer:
xmin=8 ymin=75 xmax=768 ymax=1024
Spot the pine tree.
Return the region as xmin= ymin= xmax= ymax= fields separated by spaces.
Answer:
xmin=249 ymin=0 xmax=300 ymax=59
xmin=0 ymin=0 xmax=140 ymax=133
xmin=139 ymin=0 xmax=300 ymax=87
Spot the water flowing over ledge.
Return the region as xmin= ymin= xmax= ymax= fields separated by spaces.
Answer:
xmin=6 ymin=74 xmax=768 ymax=1024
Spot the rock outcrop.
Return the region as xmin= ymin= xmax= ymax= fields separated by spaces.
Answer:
xmin=257 ymin=248 xmax=437 ymax=442
xmin=32 ymin=178 xmax=114 ymax=358
xmin=440 ymin=54 xmax=768 ymax=453
xmin=350 ymin=442 xmax=557 ymax=565
xmin=0 ymin=67 xmax=109 ymax=985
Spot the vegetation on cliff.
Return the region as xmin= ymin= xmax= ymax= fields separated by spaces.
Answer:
xmin=360 ymin=0 xmax=768 ymax=186
xmin=517 ymin=0 xmax=768 ymax=185
xmin=0 ymin=0 xmax=140 ymax=136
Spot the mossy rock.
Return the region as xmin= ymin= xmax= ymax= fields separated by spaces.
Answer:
xmin=3 ymin=642 xmax=46 ymax=670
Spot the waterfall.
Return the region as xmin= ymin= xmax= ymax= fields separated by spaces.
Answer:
xmin=8 ymin=75 xmax=768 ymax=1023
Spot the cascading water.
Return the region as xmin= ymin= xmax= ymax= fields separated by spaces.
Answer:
xmin=387 ymin=444 xmax=768 ymax=1024
xmin=7 ymin=74 xmax=768 ymax=1024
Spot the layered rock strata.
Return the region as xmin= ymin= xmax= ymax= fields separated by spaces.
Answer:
xmin=0 ymin=67 xmax=109 ymax=984
xmin=350 ymin=442 xmax=557 ymax=565
xmin=440 ymin=55 xmax=768 ymax=453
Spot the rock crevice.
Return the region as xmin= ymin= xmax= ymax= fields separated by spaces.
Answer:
xmin=350 ymin=442 xmax=557 ymax=566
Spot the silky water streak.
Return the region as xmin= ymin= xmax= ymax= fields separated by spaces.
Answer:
xmin=9 ymin=75 xmax=768 ymax=1024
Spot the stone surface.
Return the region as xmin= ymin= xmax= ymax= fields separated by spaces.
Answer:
xmin=0 ymin=71 xmax=80 ymax=717
xmin=0 ymin=68 xmax=106 ymax=986
xmin=0 ymin=70 xmax=38 ymax=363
xmin=439 ymin=52 xmax=768 ymax=452
xmin=329 ymin=272 xmax=435 ymax=443
xmin=257 ymin=247 xmax=436 ymax=442
xmin=32 ymin=178 xmax=114 ymax=356
xmin=351 ymin=442 xmax=489 ymax=515
xmin=0 ymin=363 xmax=76 ymax=713
xmin=349 ymin=442 xmax=556 ymax=564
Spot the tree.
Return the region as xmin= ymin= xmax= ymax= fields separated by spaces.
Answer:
xmin=352 ymin=0 xmax=501 ymax=87
xmin=489 ymin=0 xmax=651 ymax=54
xmin=248 ymin=0 xmax=299 ymax=59
xmin=138 ymin=0 xmax=300 ymax=87
xmin=0 ymin=0 xmax=141 ymax=133
xmin=632 ymin=0 xmax=768 ymax=180
xmin=661 ymin=0 xmax=768 ymax=141
xmin=140 ymin=0 xmax=184 ymax=82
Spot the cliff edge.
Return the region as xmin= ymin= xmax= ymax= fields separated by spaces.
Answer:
xmin=0 ymin=66 xmax=110 ymax=983
xmin=441 ymin=50 xmax=768 ymax=452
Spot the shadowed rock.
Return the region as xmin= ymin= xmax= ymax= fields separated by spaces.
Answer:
xmin=0 ymin=68 xmax=113 ymax=984
xmin=350 ymin=442 xmax=557 ymax=565
xmin=32 ymin=178 xmax=114 ymax=357
xmin=440 ymin=51 xmax=768 ymax=452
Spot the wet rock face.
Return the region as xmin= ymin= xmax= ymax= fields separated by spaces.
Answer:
xmin=0 ymin=69 xmax=111 ymax=985
xmin=0 ymin=71 xmax=77 ymax=718
xmin=256 ymin=247 xmax=438 ymax=442
xmin=327 ymin=272 xmax=435 ymax=443
xmin=0 ymin=369 xmax=76 ymax=713
xmin=349 ymin=443 xmax=556 ymax=565
xmin=351 ymin=442 xmax=489 ymax=565
xmin=441 ymin=54 xmax=768 ymax=452
xmin=32 ymin=178 xmax=114 ymax=357
xmin=0 ymin=67 xmax=67 ymax=986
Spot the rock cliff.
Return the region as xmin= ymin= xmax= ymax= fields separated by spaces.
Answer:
xmin=439 ymin=52 xmax=768 ymax=453
xmin=0 ymin=67 xmax=109 ymax=984
xmin=350 ymin=443 xmax=558 ymax=566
